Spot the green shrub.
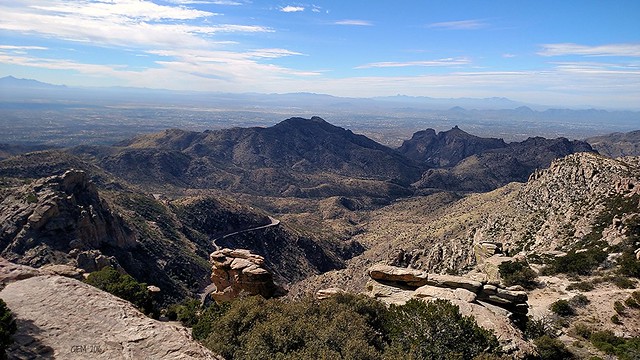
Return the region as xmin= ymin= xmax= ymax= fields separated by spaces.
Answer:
xmin=498 ymin=260 xmax=538 ymax=289
xmin=534 ymin=335 xmax=574 ymax=360
xmin=0 ymin=299 xmax=17 ymax=359
xmin=192 ymin=301 xmax=231 ymax=340
xmin=590 ymin=330 xmax=625 ymax=355
xmin=383 ymin=299 xmax=500 ymax=360
xmin=617 ymin=251 xmax=640 ymax=278
xmin=566 ymin=281 xmax=595 ymax=292
xmin=612 ymin=276 xmax=637 ymax=289
xmin=614 ymin=301 xmax=626 ymax=315
xmin=573 ymin=323 xmax=592 ymax=339
xmin=204 ymin=294 xmax=389 ymax=360
xmin=524 ymin=316 xmax=561 ymax=340
xmin=174 ymin=298 xmax=201 ymax=327
xmin=545 ymin=247 xmax=608 ymax=276
xmin=568 ymin=294 xmax=590 ymax=308
xmin=550 ymin=299 xmax=574 ymax=316
xmin=624 ymin=296 xmax=639 ymax=308
xmin=611 ymin=315 xmax=622 ymax=324
xmin=85 ymin=267 xmax=154 ymax=315
xmin=200 ymin=296 xmax=501 ymax=360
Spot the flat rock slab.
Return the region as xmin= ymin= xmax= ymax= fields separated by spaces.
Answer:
xmin=1 ymin=275 xmax=219 ymax=360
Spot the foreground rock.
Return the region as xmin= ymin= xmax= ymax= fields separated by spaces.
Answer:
xmin=0 ymin=272 xmax=219 ymax=359
xmin=366 ymin=263 xmax=535 ymax=358
xmin=208 ymin=248 xmax=284 ymax=302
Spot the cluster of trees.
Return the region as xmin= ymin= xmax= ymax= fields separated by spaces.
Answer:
xmin=172 ymin=294 xmax=501 ymax=360
xmin=84 ymin=266 xmax=155 ymax=316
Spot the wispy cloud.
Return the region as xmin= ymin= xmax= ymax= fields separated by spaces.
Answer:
xmin=246 ymin=48 xmax=305 ymax=58
xmin=166 ymin=0 xmax=243 ymax=5
xmin=356 ymin=57 xmax=471 ymax=69
xmin=0 ymin=0 xmax=271 ymax=49
xmin=281 ymin=5 xmax=304 ymax=12
xmin=502 ymin=53 xmax=516 ymax=58
xmin=538 ymin=43 xmax=640 ymax=57
xmin=334 ymin=20 xmax=372 ymax=26
xmin=0 ymin=45 xmax=48 ymax=51
xmin=428 ymin=19 xmax=487 ymax=30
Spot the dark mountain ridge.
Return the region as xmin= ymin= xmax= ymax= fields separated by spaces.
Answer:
xmin=92 ymin=117 xmax=424 ymax=198
xmin=586 ymin=129 xmax=640 ymax=158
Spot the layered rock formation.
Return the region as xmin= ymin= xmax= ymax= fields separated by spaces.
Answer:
xmin=0 ymin=169 xmax=134 ymax=269
xmin=0 ymin=258 xmax=219 ymax=359
xmin=208 ymin=248 xmax=283 ymax=302
xmin=366 ymin=264 xmax=535 ymax=358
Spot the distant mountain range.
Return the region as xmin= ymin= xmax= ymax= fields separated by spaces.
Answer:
xmin=0 ymin=116 xmax=597 ymax=197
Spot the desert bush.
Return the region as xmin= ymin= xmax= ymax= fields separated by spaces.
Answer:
xmin=572 ymin=323 xmax=592 ymax=339
xmin=614 ymin=300 xmax=626 ymax=315
xmin=544 ymin=247 xmax=608 ymax=276
xmin=0 ymin=299 xmax=17 ymax=359
xmin=200 ymin=295 xmax=501 ymax=360
xmin=590 ymin=330 xmax=625 ymax=355
xmin=204 ymin=294 xmax=388 ymax=360
xmin=85 ymin=266 xmax=154 ymax=315
xmin=498 ymin=260 xmax=538 ymax=289
xmin=611 ymin=315 xmax=622 ymax=324
xmin=524 ymin=316 xmax=561 ymax=340
xmin=550 ymin=299 xmax=574 ymax=316
xmin=624 ymin=296 xmax=639 ymax=308
xmin=612 ymin=275 xmax=637 ymax=289
xmin=534 ymin=335 xmax=574 ymax=360
xmin=568 ymin=294 xmax=590 ymax=308
xmin=566 ymin=281 xmax=594 ymax=292
xmin=383 ymin=299 xmax=500 ymax=360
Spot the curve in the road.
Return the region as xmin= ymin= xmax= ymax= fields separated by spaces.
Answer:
xmin=211 ymin=216 xmax=280 ymax=252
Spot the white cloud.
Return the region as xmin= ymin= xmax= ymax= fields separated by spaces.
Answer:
xmin=0 ymin=45 xmax=48 ymax=51
xmin=428 ymin=19 xmax=487 ymax=30
xmin=539 ymin=43 xmax=640 ymax=57
xmin=246 ymin=48 xmax=305 ymax=58
xmin=0 ymin=0 xmax=272 ymax=49
xmin=502 ymin=53 xmax=516 ymax=58
xmin=31 ymin=0 xmax=218 ymax=21
xmin=334 ymin=20 xmax=372 ymax=26
xmin=167 ymin=0 xmax=244 ymax=4
xmin=281 ymin=6 xmax=304 ymax=13
xmin=356 ymin=58 xmax=471 ymax=69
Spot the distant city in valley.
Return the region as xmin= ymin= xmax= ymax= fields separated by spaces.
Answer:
xmin=1 ymin=76 xmax=638 ymax=148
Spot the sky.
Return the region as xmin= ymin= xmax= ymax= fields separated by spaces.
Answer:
xmin=1 ymin=0 xmax=639 ymax=109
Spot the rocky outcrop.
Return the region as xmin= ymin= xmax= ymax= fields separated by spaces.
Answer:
xmin=316 ymin=287 xmax=345 ymax=300
xmin=0 ymin=272 xmax=219 ymax=359
xmin=366 ymin=264 xmax=534 ymax=358
xmin=208 ymin=248 xmax=283 ymax=302
xmin=0 ymin=169 xmax=135 ymax=268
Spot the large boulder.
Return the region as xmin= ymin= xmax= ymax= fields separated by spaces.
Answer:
xmin=0 ymin=272 xmax=219 ymax=359
xmin=367 ymin=264 xmax=428 ymax=287
xmin=208 ymin=248 xmax=282 ymax=302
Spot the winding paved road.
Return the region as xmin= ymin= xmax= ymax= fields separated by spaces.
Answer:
xmin=211 ymin=216 xmax=280 ymax=251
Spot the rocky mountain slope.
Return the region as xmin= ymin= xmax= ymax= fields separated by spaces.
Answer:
xmin=0 ymin=259 xmax=219 ymax=359
xmin=587 ymin=130 xmax=640 ymax=158
xmin=398 ymin=126 xmax=507 ymax=167
xmin=86 ymin=117 xmax=423 ymax=198
xmin=413 ymin=135 xmax=594 ymax=192
xmin=292 ymin=151 xmax=640 ymax=358
xmin=0 ymin=169 xmax=355 ymax=305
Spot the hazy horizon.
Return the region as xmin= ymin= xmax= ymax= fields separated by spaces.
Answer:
xmin=1 ymin=1 xmax=639 ymax=109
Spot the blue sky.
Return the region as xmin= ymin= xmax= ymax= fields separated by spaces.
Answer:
xmin=1 ymin=0 xmax=639 ymax=108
